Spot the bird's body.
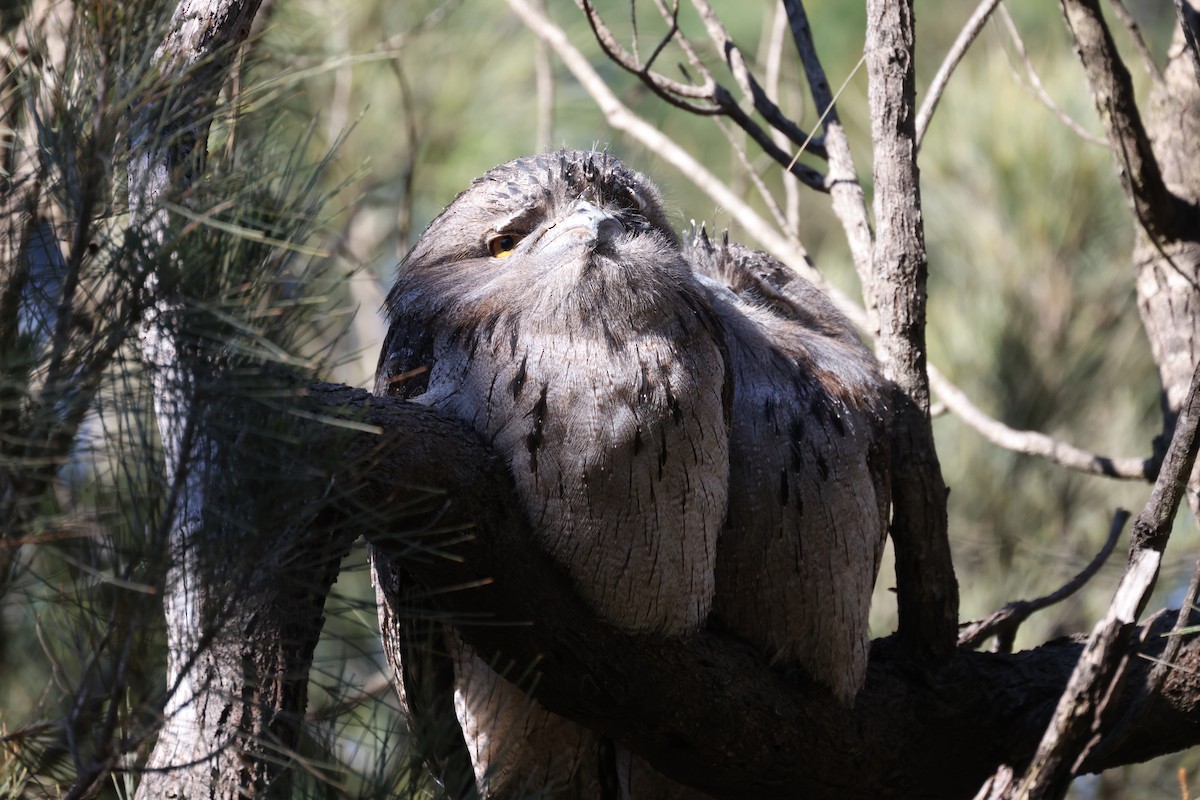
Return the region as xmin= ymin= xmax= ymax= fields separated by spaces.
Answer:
xmin=688 ymin=232 xmax=889 ymax=704
xmin=374 ymin=151 xmax=729 ymax=795
xmin=373 ymin=151 xmax=889 ymax=798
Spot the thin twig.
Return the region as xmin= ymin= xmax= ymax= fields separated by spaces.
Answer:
xmin=688 ymin=0 xmax=821 ymax=154
xmin=712 ymin=116 xmax=794 ymax=239
xmin=958 ymin=512 xmax=1126 ymax=652
xmin=929 ymin=364 xmax=1156 ymax=481
xmin=534 ymin=0 xmax=555 ymax=151
xmin=763 ymin=2 xmax=802 ymax=234
xmin=507 ymin=0 xmax=822 ymax=281
xmin=784 ymin=0 xmax=875 ymax=325
xmin=643 ymin=0 xmax=679 ymax=72
xmin=575 ymin=0 xmax=831 ymax=186
xmin=1000 ymin=4 xmax=1109 ymax=147
xmin=916 ymin=0 xmax=1003 ymax=150
xmin=1175 ymin=0 xmax=1200 ymax=86
xmin=578 ymin=0 xmax=714 ymax=103
xmin=1107 ymin=0 xmax=1163 ymax=82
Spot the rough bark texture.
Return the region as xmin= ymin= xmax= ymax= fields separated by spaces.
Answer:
xmin=1061 ymin=0 xmax=1200 ymax=497
xmin=865 ymin=0 xmax=959 ymax=661
xmin=126 ymin=3 xmax=337 ymax=799
xmin=293 ymin=384 xmax=1200 ymax=800
xmin=1139 ymin=25 xmax=1200 ymax=486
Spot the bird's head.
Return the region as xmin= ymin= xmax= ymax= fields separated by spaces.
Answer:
xmin=398 ymin=151 xmax=687 ymax=297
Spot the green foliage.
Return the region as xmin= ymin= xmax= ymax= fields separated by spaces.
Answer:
xmin=0 ymin=3 xmax=413 ymax=796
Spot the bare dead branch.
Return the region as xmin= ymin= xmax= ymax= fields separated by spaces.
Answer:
xmin=1107 ymin=0 xmax=1163 ymax=82
xmin=915 ymin=0 xmax=1002 ymax=150
xmin=575 ymin=0 xmax=830 ymax=188
xmin=1061 ymin=0 xmax=1180 ymax=243
xmin=958 ymin=511 xmax=1127 ymax=652
xmin=929 ymin=365 xmax=1156 ymax=481
xmin=1014 ymin=360 xmax=1200 ymax=798
xmin=688 ymin=0 xmax=823 ymax=156
xmin=578 ymin=0 xmax=715 ymax=105
xmin=507 ymin=0 xmax=833 ymax=287
xmin=1175 ymin=0 xmax=1200 ymax=86
xmin=999 ymin=5 xmax=1109 ymax=147
xmin=783 ymin=0 xmax=876 ymax=324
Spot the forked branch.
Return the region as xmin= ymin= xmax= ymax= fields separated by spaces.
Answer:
xmin=1013 ymin=361 xmax=1200 ymax=798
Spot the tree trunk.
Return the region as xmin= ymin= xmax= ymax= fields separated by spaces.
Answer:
xmin=125 ymin=3 xmax=353 ymax=798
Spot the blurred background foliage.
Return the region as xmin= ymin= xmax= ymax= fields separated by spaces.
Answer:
xmin=0 ymin=0 xmax=1194 ymax=797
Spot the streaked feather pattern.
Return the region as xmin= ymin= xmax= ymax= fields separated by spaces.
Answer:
xmin=373 ymin=151 xmax=889 ymax=799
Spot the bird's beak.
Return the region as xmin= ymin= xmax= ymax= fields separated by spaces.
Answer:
xmin=552 ymin=199 xmax=624 ymax=245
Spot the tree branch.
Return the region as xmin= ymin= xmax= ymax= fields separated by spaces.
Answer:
xmin=997 ymin=5 xmax=1108 ymax=147
xmin=958 ymin=511 xmax=1126 ymax=653
xmin=124 ymin=3 xmax=344 ymax=799
xmin=1060 ymin=0 xmax=1180 ymax=243
xmin=929 ymin=364 xmax=1156 ymax=481
xmin=916 ymin=0 xmax=1002 ymax=150
xmin=783 ymin=0 xmax=876 ymax=327
xmin=1107 ymin=0 xmax=1163 ymax=82
xmin=1014 ymin=360 xmax=1200 ymax=798
xmin=506 ymin=0 xmax=828 ymax=283
xmin=296 ymin=383 xmax=1200 ymax=800
xmin=866 ymin=0 xmax=960 ymax=661
xmin=1176 ymin=0 xmax=1200 ymax=87
xmin=574 ymin=0 xmax=829 ymax=187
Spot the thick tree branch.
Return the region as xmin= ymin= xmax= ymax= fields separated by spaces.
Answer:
xmin=295 ymin=383 xmax=1200 ymax=800
xmin=124 ymin=3 xmax=340 ymax=799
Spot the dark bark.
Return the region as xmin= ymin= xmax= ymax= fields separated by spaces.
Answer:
xmin=1013 ymin=363 xmax=1200 ymax=799
xmin=1062 ymin=0 xmax=1200 ymax=717
xmin=292 ymin=383 xmax=1200 ymax=800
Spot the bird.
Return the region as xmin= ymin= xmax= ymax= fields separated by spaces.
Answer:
xmin=371 ymin=150 xmax=890 ymax=798
xmin=372 ymin=150 xmax=732 ymax=796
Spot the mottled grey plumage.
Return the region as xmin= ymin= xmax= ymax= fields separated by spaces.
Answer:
xmin=372 ymin=150 xmax=890 ymax=799
xmin=687 ymin=230 xmax=889 ymax=704
xmin=373 ymin=151 xmax=730 ymax=796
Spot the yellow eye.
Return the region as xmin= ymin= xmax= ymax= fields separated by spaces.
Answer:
xmin=488 ymin=234 xmax=521 ymax=259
